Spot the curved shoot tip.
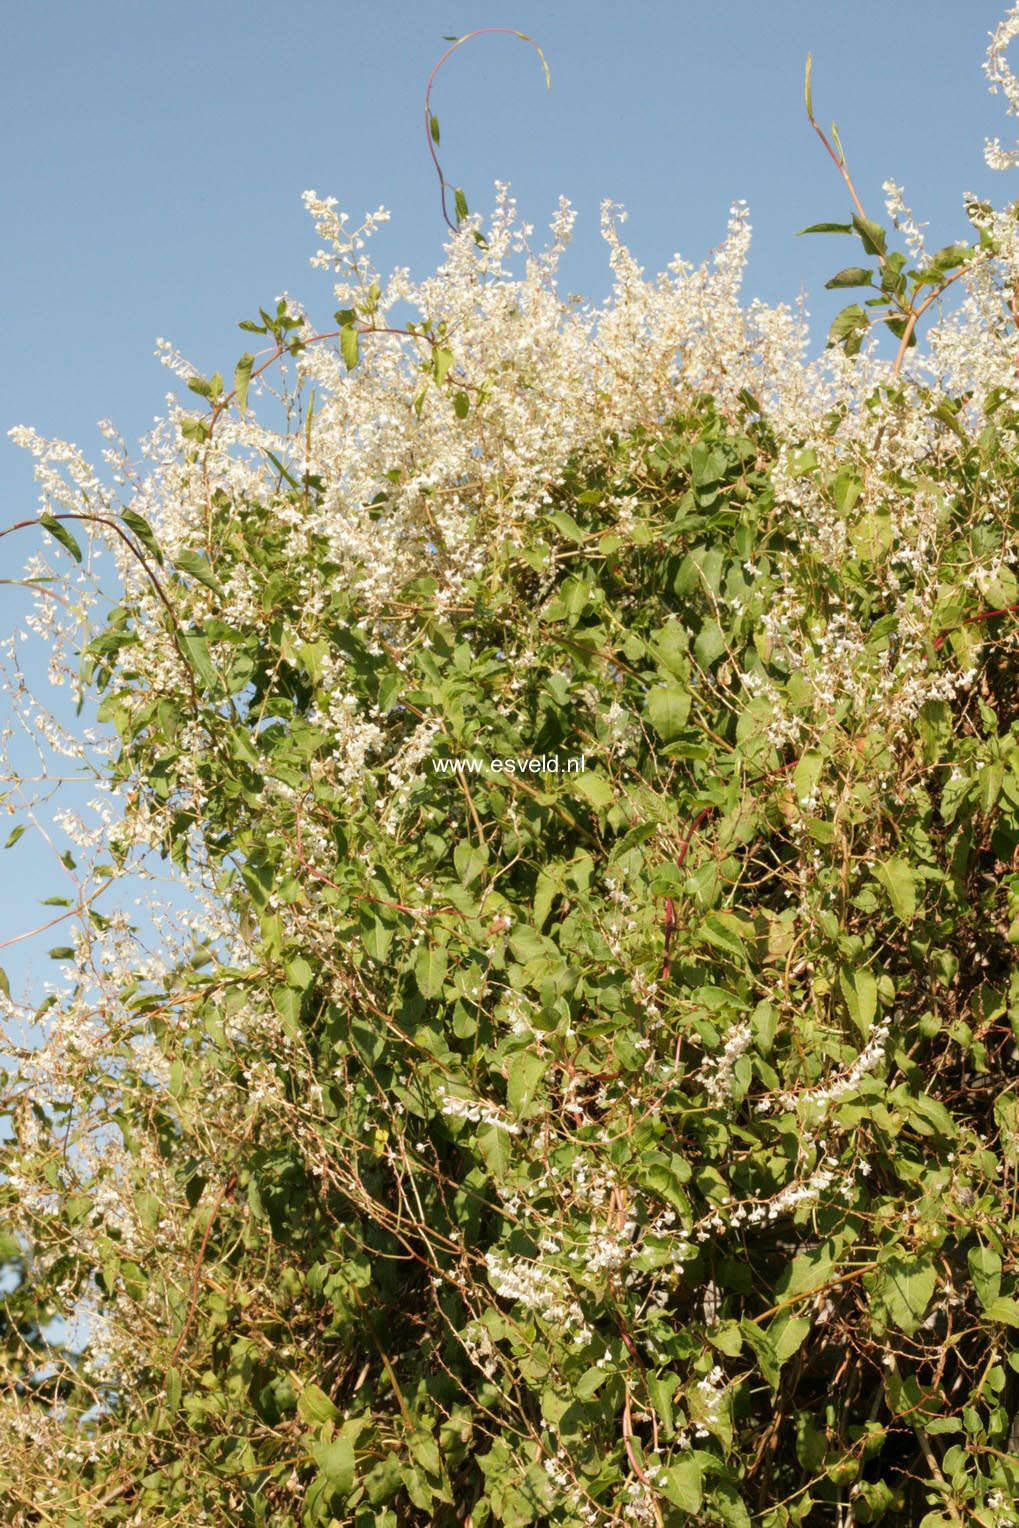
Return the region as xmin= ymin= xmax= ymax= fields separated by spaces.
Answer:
xmin=831 ymin=121 xmax=845 ymax=167
xmin=514 ymin=32 xmax=552 ymax=89
xmin=805 ymin=53 xmax=814 ymax=120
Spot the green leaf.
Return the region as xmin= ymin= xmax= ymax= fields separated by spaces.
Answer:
xmin=39 ymin=513 xmax=82 ymax=564
xmin=793 ymin=749 xmax=823 ymax=805
xmin=173 ymin=551 xmax=226 ymax=599
xmin=874 ymin=857 xmax=916 ymax=922
xmin=697 ymin=912 xmax=749 ymax=965
xmin=0 ymin=967 xmax=9 ymax=1000
xmin=852 ymin=214 xmax=888 ymax=256
xmin=659 ymin=1453 xmax=702 ymax=1513
xmin=647 ymin=684 xmax=692 ymax=742
xmin=637 ymin=1158 xmax=690 ymax=1214
xmin=121 ymin=508 xmax=164 ymax=564
xmin=574 ymin=771 xmax=614 ymax=810
xmin=453 ymin=841 xmax=487 ymax=886
xmin=854 ymin=967 xmax=878 ymax=1030
xmin=548 ymin=510 xmax=585 ymax=543
xmin=772 ymin=1314 xmax=811 ymax=1368
xmin=4 ymin=825 xmax=25 ymax=849
xmin=825 ymin=267 xmax=874 ymax=289
xmin=968 ymin=1246 xmax=1002 ymax=1311
xmin=340 ymin=326 xmax=360 ymax=371
xmin=48 ymin=947 xmax=76 ymax=960
xmin=180 ymin=631 xmax=219 ymax=690
xmin=983 ymin=1296 xmax=1019 ymax=1326
xmin=506 ymin=1050 xmax=546 ymax=1117
xmin=312 ymin=1435 xmax=355 ymax=1493
xmin=872 ymin=1253 xmax=935 ymax=1336
xmin=454 ymin=187 xmax=469 ymax=223
xmin=408 ymin=1430 xmax=442 ymax=1479
xmin=477 ymin=1122 xmax=512 ymax=1180
xmin=233 ymin=351 xmax=254 ymax=410
xmin=165 ymin=1366 xmax=182 ymax=1413
xmin=839 ymin=965 xmax=877 ymax=1035
xmin=297 ymin=1382 xmax=341 ymax=1425
xmin=415 ymin=944 xmax=448 ymax=1000
xmin=429 ymin=112 xmax=440 ymax=145
xmin=434 ymin=348 xmax=454 ymax=386
xmin=453 ymin=390 xmax=470 ymax=419
xmin=646 ymin=1371 xmax=678 ymax=1435
xmin=779 ymin=1243 xmax=835 ymax=1302
xmin=827 ymin=304 xmax=868 ymax=355
xmin=797 ymin=222 xmax=854 ymax=235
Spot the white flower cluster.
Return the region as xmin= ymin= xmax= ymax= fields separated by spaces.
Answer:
xmin=698 ymin=1020 xmax=753 ymax=1107
xmin=762 ymin=1020 xmax=892 ymax=1118
xmin=485 ymin=1251 xmax=593 ymax=1343
xmin=436 ymin=1085 xmax=521 ymax=1135
xmin=984 ymin=2 xmax=1019 ymax=168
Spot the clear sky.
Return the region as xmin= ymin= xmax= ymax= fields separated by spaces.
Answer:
xmin=0 ymin=0 xmax=1015 ymax=993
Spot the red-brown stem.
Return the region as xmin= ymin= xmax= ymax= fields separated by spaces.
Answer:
xmin=423 ymin=29 xmax=547 ymax=232
xmin=892 ymin=261 xmax=976 ymax=377
xmin=806 ymin=114 xmax=867 ymax=225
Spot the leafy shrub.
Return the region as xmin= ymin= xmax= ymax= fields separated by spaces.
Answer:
xmin=6 ymin=13 xmax=1019 ymax=1528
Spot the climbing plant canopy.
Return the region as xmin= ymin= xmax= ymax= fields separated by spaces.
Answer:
xmin=6 ymin=14 xmax=1019 ymax=1527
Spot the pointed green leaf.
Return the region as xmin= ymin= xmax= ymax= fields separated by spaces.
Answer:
xmin=983 ymin=1296 xmax=1019 ymax=1326
xmin=173 ymin=551 xmax=226 ymax=599
xmin=697 ymin=913 xmax=749 ymax=964
xmin=574 ymin=771 xmax=614 ymax=809
xmin=121 ymin=508 xmax=164 ymax=564
xmin=340 ymin=326 xmax=360 ymax=371
xmin=39 ymin=513 xmax=82 ymax=564
xmin=477 ymin=1121 xmax=512 ymax=1179
xmin=415 ymin=944 xmax=448 ymax=1000
xmin=825 ymin=267 xmax=875 ymax=289
xmin=506 ymin=1050 xmax=547 ymax=1117
xmin=828 ymin=304 xmax=868 ymax=354
xmin=297 ymin=1382 xmax=341 ymax=1425
xmin=968 ymin=1246 xmax=1002 ymax=1311
xmin=434 ymin=347 xmax=454 ymax=386
xmin=660 ymin=1453 xmax=703 ymax=1513
xmin=793 ymin=750 xmax=824 ymax=806
xmin=453 ymin=841 xmax=487 ymax=886
xmin=180 ymin=631 xmax=218 ymax=690
xmin=852 ymin=214 xmax=887 ymax=257
xmin=647 ymin=684 xmax=692 ymax=742
xmin=312 ymin=1435 xmax=355 ymax=1493
xmin=874 ymin=857 xmax=916 ymax=922
xmin=872 ymin=1252 xmax=935 ymax=1336
xmin=233 ymin=351 xmax=254 ymax=410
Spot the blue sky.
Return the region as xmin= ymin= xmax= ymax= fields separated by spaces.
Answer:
xmin=0 ymin=0 xmax=1015 ymax=993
